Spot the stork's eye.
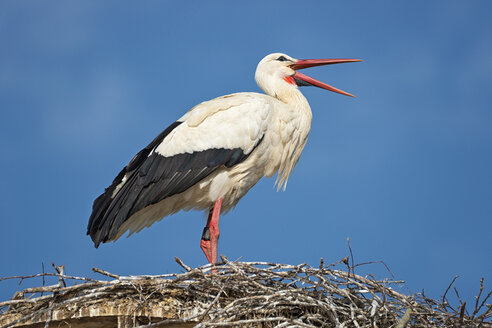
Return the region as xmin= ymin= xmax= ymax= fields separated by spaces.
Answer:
xmin=276 ymin=56 xmax=289 ymax=62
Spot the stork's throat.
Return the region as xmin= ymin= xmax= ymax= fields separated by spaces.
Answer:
xmin=283 ymin=74 xmax=316 ymax=87
xmin=283 ymin=76 xmax=296 ymax=85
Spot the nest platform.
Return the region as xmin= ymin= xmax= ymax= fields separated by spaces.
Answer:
xmin=1 ymin=256 xmax=490 ymax=327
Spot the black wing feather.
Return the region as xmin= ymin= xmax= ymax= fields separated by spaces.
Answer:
xmin=87 ymin=121 xmax=263 ymax=247
xmin=87 ymin=121 xmax=182 ymax=245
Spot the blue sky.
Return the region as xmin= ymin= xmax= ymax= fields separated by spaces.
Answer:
xmin=1 ymin=1 xmax=491 ymax=307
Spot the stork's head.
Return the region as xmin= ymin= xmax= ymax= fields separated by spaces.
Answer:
xmin=255 ymin=52 xmax=361 ymax=99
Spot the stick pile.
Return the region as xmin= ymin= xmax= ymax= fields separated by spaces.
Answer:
xmin=0 ymin=256 xmax=490 ymax=327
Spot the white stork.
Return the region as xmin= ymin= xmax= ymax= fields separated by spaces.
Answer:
xmin=87 ymin=53 xmax=361 ymax=264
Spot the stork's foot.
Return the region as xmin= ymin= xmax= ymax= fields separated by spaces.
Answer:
xmin=200 ymin=198 xmax=223 ymax=272
xmin=200 ymin=228 xmax=217 ymax=264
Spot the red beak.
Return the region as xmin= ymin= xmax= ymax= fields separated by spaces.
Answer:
xmin=289 ymin=58 xmax=362 ymax=97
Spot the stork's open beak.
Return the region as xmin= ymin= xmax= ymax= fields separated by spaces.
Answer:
xmin=290 ymin=58 xmax=362 ymax=97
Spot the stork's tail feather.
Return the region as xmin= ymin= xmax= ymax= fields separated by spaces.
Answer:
xmin=87 ymin=168 xmax=127 ymax=247
xmin=87 ymin=122 xmax=184 ymax=247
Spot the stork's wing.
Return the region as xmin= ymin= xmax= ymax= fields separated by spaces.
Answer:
xmin=87 ymin=93 xmax=271 ymax=246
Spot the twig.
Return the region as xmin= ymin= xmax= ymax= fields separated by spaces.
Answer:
xmin=135 ymin=318 xmax=198 ymax=328
xmin=442 ymin=275 xmax=459 ymax=311
xmin=396 ymin=307 xmax=412 ymax=328
xmin=92 ymin=267 xmax=120 ymax=279
xmin=459 ymin=301 xmax=466 ymax=325
xmin=174 ymin=257 xmax=192 ymax=272
xmin=0 ymin=273 xmax=98 ymax=283
xmin=41 ymin=262 xmax=45 ymax=296
xmin=51 ymin=263 xmax=66 ymax=287
xmin=353 ymin=260 xmax=395 ymax=278
xmin=472 ymin=277 xmax=485 ymax=318
xmin=347 ymin=237 xmax=355 ymax=275
xmin=199 ymin=288 xmax=223 ymax=322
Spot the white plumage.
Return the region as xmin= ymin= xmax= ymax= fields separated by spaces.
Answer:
xmin=87 ymin=52 xmax=360 ymax=264
xmin=116 ymin=89 xmax=308 ymax=239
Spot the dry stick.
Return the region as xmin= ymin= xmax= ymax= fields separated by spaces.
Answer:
xmin=174 ymin=257 xmax=192 ymax=272
xmin=220 ymin=255 xmax=269 ymax=291
xmin=442 ymin=275 xmax=459 ymax=312
xmin=43 ymin=300 xmax=54 ymax=328
xmin=201 ymin=316 xmax=289 ymax=326
xmin=478 ymin=304 xmax=492 ymax=322
xmin=396 ymin=307 xmax=412 ymax=328
xmin=41 ymin=262 xmax=45 ymax=297
xmin=472 ymin=277 xmax=485 ymax=318
xmin=22 ymin=281 xmax=106 ymax=295
xmin=459 ymin=301 xmax=467 ymax=325
xmin=51 ymin=263 xmax=66 ymax=287
xmin=349 ymin=304 xmax=361 ymax=328
xmin=323 ymin=256 xmax=351 ymax=270
xmin=0 ymin=296 xmax=52 ymax=307
xmin=23 ymin=284 xmax=67 ymax=294
xmin=347 ymin=237 xmax=355 ymax=273
xmin=286 ymin=318 xmax=318 ymax=328
xmin=353 ymin=260 xmax=395 ymax=279
xmin=331 ymin=270 xmax=416 ymax=306
xmin=0 ymin=273 xmax=97 ymax=283
xmin=453 ymin=286 xmax=469 ymax=318
xmin=135 ymin=318 xmax=199 ymax=328
xmin=199 ymin=288 xmax=223 ymax=322
xmin=92 ymin=267 xmax=120 ymax=279
xmin=477 ymin=290 xmax=492 ymax=318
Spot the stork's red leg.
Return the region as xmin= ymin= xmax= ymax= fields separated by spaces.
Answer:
xmin=200 ymin=198 xmax=223 ymax=265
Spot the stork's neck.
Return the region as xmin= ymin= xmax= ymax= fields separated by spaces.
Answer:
xmin=269 ymin=86 xmax=313 ymax=191
xmin=259 ymin=79 xmax=312 ymax=114
xmin=275 ymin=86 xmax=310 ymax=108
xmin=256 ymin=73 xmax=313 ymax=135
xmin=254 ymin=69 xmax=311 ymax=112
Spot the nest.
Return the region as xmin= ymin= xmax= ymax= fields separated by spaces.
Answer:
xmin=0 ymin=256 xmax=490 ymax=328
